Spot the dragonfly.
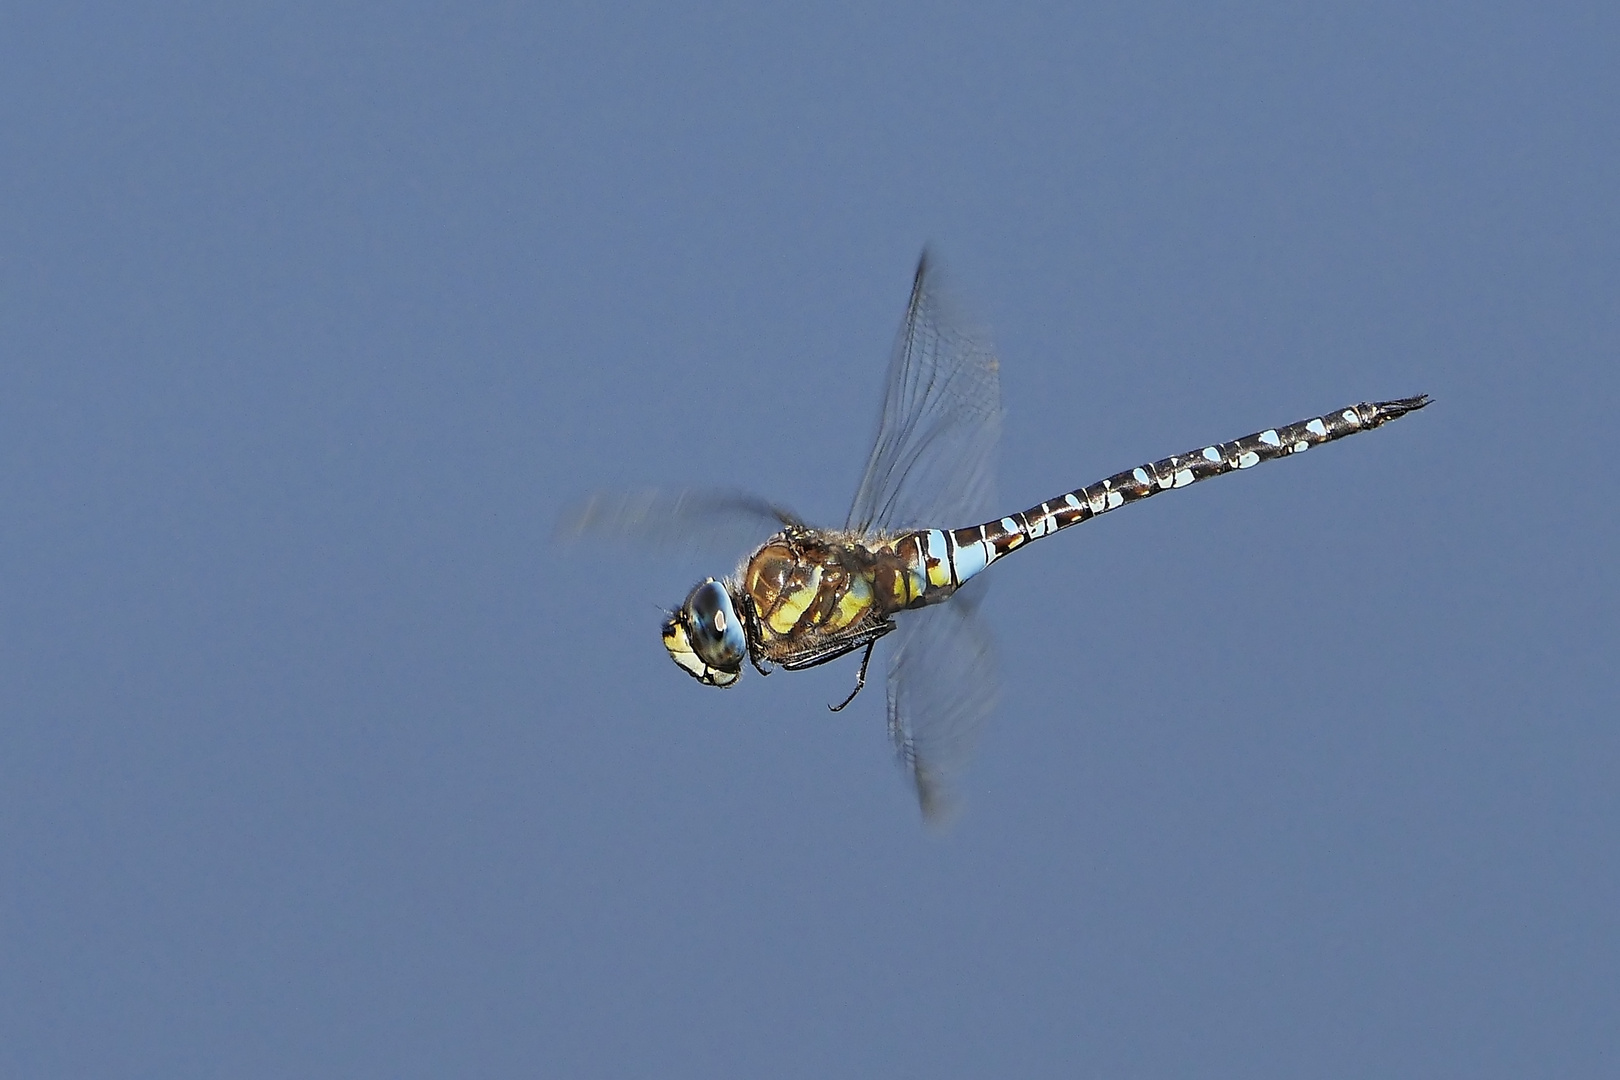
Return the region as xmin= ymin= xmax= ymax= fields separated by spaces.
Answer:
xmin=576 ymin=252 xmax=1428 ymax=820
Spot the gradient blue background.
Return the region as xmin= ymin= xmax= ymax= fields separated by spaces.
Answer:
xmin=3 ymin=3 xmax=1615 ymax=1076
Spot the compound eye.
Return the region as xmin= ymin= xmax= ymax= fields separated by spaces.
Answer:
xmin=685 ymin=579 xmax=746 ymax=669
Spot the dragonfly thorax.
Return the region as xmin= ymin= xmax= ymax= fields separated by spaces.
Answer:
xmin=743 ymin=534 xmax=888 ymax=644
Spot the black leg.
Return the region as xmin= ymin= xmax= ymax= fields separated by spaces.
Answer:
xmin=829 ymin=639 xmax=877 ymax=712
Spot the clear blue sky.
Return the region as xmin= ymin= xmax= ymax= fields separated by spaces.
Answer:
xmin=3 ymin=3 xmax=1615 ymax=1076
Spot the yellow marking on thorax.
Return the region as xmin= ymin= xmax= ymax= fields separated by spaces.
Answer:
xmin=828 ymin=574 xmax=874 ymax=631
xmin=766 ymin=565 xmax=823 ymax=635
xmin=888 ymin=537 xmax=927 ymax=607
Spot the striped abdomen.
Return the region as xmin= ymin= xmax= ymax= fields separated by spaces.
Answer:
xmin=899 ymin=396 xmax=1429 ymax=598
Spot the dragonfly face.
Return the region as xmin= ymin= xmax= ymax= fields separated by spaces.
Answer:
xmin=662 ymin=578 xmax=746 ymax=687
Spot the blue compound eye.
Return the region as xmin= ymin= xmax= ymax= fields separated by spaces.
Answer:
xmin=685 ymin=580 xmax=746 ymax=670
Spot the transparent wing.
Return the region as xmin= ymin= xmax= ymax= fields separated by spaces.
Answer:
xmin=846 ymin=250 xmax=1003 ymax=536
xmin=847 ymin=253 xmax=1004 ymax=820
xmin=886 ymin=576 xmax=997 ymax=824
xmin=558 ymin=490 xmax=800 ymax=555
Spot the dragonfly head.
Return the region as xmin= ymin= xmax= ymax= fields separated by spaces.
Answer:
xmin=662 ymin=578 xmax=746 ymax=687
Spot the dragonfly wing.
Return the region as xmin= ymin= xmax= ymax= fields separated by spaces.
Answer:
xmin=845 ymin=250 xmax=1003 ymax=536
xmin=558 ymin=489 xmax=801 ymax=554
xmin=886 ymin=576 xmax=997 ymax=824
xmin=848 ymin=252 xmax=1004 ymax=820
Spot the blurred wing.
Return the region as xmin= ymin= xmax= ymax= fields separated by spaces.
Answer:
xmin=886 ymin=576 xmax=997 ymax=824
xmin=846 ymin=250 xmax=1003 ymax=536
xmin=849 ymin=253 xmax=1004 ymax=820
xmin=558 ymin=490 xmax=800 ymax=555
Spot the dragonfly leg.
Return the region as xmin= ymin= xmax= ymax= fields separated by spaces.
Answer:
xmin=740 ymin=593 xmax=773 ymax=677
xmin=829 ymin=639 xmax=877 ymax=712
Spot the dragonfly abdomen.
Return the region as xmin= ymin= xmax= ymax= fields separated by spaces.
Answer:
xmin=917 ymin=396 xmax=1430 ymax=592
